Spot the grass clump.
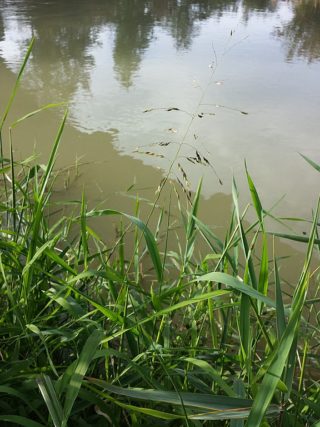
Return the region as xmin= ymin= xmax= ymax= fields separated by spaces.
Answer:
xmin=0 ymin=42 xmax=320 ymax=427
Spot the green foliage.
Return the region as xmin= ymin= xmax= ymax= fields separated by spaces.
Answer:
xmin=0 ymin=40 xmax=319 ymax=427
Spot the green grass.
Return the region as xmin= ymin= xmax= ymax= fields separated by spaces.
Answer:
xmin=0 ymin=41 xmax=320 ymax=427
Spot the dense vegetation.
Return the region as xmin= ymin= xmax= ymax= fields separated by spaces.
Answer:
xmin=0 ymin=41 xmax=319 ymax=427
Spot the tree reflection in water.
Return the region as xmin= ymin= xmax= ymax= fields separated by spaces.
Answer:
xmin=0 ymin=0 xmax=319 ymax=92
xmin=276 ymin=0 xmax=320 ymax=63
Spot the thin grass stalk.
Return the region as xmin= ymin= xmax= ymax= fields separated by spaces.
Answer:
xmin=9 ymin=129 xmax=16 ymax=233
xmin=294 ymin=340 xmax=309 ymax=426
xmin=80 ymin=189 xmax=88 ymax=271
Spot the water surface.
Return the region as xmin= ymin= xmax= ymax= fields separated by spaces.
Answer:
xmin=1 ymin=0 xmax=320 ymax=252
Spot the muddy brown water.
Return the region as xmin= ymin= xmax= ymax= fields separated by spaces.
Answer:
xmin=1 ymin=0 xmax=320 ymax=286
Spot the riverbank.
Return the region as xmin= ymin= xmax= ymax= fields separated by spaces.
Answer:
xmin=1 ymin=119 xmax=320 ymax=426
xmin=1 ymin=41 xmax=319 ymax=427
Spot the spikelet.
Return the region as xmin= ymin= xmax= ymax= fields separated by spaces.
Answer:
xmin=134 ymin=150 xmax=165 ymax=158
xmin=178 ymin=163 xmax=190 ymax=190
xmin=177 ymin=177 xmax=192 ymax=203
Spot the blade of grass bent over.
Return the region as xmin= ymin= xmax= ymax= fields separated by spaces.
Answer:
xmin=10 ymin=103 xmax=67 ymax=129
xmin=87 ymin=381 xmax=280 ymax=420
xmin=194 ymin=272 xmax=275 ymax=308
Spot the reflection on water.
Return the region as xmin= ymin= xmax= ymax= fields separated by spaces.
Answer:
xmin=0 ymin=0 xmax=320 ymax=233
xmin=277 ymin=0 xmax=320 ymax=63
xmin=0 ymin=0 xmax=319 ymax=108
xmin=0 ymin=0 xmax=242 ymax=88
xmin=242 ymin=0 xmax=277 ymax=11
xmin=2 ymin=0 xmax=320 ymax=86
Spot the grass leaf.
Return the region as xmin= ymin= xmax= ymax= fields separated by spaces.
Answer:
xmin=63 ymin=329 xmax=103 ymax=422
xmin=37 ymin=375 xmax=64 ymax=427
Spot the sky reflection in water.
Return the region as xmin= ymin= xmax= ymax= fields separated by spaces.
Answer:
xmin=0 ymin=0 xmax=320 ymax=225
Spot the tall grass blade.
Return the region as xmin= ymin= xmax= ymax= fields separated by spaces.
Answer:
xmin=247 ymin=281 xmax=307 ymax=426
xmin=274 ymin=258 xmax=286 ymax=339
xmin=257 ymin=234 xmax=268 ymax=312
xmin=232 ymin=177 xmax=257 ymax=289
xmin=37 ymin=375 xmax=64 ymax=427
xmin=9 ymin=130 xmax=17 ymax=233
xmin=80 ymin=190 xmax=88 ymax=270
xmin=63 ymin=329 xmax=103 ymax=423
xmin=245 ymin=163 xmax=264 ymax=229
xmin=239 ymin=291 xmax=251 ymax=363
xmin=0 ymin=37 xmax=35 ymax=131
xmin=185 ymin=179 xmax=202 ymax=263
xmin=39 ymin=110 xmax=68 ymax=199
xmin=246 ymin=199 xmax=319 ymax=426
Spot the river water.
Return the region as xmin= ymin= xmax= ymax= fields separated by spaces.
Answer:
xmin=0 ymin=0 xmax=320 ymax=272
